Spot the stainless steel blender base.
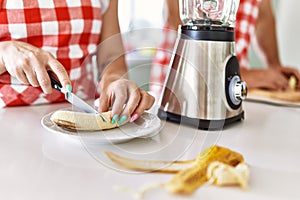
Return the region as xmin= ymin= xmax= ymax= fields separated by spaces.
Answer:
xmin=158 ymin=26 xmax=246 ymax=130
xmin=158 ymin=109 xmax=244 ymax=130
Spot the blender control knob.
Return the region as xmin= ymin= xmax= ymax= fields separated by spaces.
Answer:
xmin=234 ymin=81 xmax=247 ymax=101
xmin=229 ymin=75 xmax=247 ymax=106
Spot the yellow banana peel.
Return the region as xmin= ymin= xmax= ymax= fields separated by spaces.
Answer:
xmin=106 ymin=145 xmax=249 ymax=196
xmin=163 ymin=146 xmax=246 ymax=194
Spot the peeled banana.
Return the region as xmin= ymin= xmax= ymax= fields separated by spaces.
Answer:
xmin=289 ymin=75 xmax=297 ymax=91
xmin=50 ymin=110 xmax=118 ymax=131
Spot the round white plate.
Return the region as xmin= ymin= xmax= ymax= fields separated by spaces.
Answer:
xmin=41 ymin=110 xmax=162 ymax=144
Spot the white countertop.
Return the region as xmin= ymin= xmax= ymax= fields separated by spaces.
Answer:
xmin=0 ymin=101 xmax=300 ymax=200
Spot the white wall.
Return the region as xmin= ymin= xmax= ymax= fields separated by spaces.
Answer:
xmin=249 ymin=0 xmax=300 ymax=71
xmin=118 ymin=0 xmax=165 ymax=90
xmin=118 ymin=0 xmax=164 ymax=32
xmin=277 ymin=0 xmax=300 ymax=70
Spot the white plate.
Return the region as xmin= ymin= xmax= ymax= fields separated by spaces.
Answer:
xmin=41 ymin=110 xmax=162 ymax=144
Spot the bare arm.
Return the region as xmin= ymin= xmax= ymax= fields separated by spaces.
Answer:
xmin=97 ymin=0 xmax=154 ymax=123
xmin=165 ymin=0 xmax=182 ymax=30
xmin=241 ymin=0 xmax=300 ymax=90
xmin=255 ymin=0 xmax=281 ymax=68
xmin=0 ymin=54 xmax=5 ymax=74
xmin=98 ymin=0 xmax=127 ymax=89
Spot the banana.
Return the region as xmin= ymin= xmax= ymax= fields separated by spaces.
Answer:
xmin=289 ymin=75 xmax=297 ymax=91
xmin=50 ymin=110 xmax=118 ymax=131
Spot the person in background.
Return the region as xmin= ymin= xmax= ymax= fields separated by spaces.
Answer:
xmin=240 ymin=0 xmax=300 ymax=90
xmin=0 ymin=0 xmax=154 ymax=124
xmin=150 ymin=0 xmax=300 ymax=96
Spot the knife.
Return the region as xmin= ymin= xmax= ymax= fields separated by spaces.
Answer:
xmin=48 ymin=71 xmax=109 ymax=122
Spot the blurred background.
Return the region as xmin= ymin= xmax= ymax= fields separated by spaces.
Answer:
xmin=118 ymin=0 xmax=164 ymax=90
xmin=249 ymin=0 xmax=300 ymax=69
xmin=118 ymin=0 xmax=300 ymax=88
xmin=273 ymin=0 xmax=300 ymax=69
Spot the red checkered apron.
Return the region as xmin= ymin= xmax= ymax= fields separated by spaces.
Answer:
xmin=150 ymin=0 xmax=259 ymax=95
xmin=0 ymin=0 xmax=108 ymax=107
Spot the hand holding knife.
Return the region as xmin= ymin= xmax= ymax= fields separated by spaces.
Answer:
xmin=48 ymin=71 xmax=109 ymax=123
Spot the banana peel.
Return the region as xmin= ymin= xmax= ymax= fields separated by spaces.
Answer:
xmin=105 ymin=146 xmax=249 ymax=195
xmin=105 ymin=150 xmax=195 ymax=173
xmin=163 ymin=146 xmax=246 ymax=195
xmin=206 ymin=161 xmax=249 ymax=190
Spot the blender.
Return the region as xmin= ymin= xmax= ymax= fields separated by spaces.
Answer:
xmin=157 ymin=0 xmax=247 ymax=130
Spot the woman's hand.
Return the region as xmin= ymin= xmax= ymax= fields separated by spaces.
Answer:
xmin=0 ymin=41 xmax=71 ymax=94
xmin=98 ymin=79 xmax=155 ymax=124
xmin=241 ymin=66 xmax=300 ymax=91
xmin=277 ymin=66 xmax=300 ymax=89
xmin=96 ymin=0 xmax=154 ymax=124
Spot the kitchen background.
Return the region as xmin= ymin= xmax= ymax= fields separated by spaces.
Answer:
xmin=117 ymin=0 xmax=300 ymax=88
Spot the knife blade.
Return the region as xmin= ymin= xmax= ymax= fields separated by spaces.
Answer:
xmin=48 ymin=71 xmax=109 ymax=122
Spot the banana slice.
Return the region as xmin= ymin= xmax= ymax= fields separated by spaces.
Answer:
xmin=50 ymin=110 xmax=118 ymax=131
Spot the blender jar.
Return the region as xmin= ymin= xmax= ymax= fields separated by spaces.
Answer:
xmin=179 ymin=0 xmax=240 ymax=26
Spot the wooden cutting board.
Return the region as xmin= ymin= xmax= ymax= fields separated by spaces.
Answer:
xmin=246 ymin=89 xmax=300 ymax=107
xmin=248 ymin=89 xmax=300 ymax=102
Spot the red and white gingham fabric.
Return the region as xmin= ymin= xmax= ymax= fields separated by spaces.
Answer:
xmin=0 ymin=0 xmax=109 ymax=107
xmin=150 ymin=0 xmax=259 ymax=95
xmin=235 ymin=0 xmax=259 ymax=68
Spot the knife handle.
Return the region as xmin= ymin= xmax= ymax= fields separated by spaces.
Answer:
xmin=48 ymin=71 xmax=62 ymax=92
